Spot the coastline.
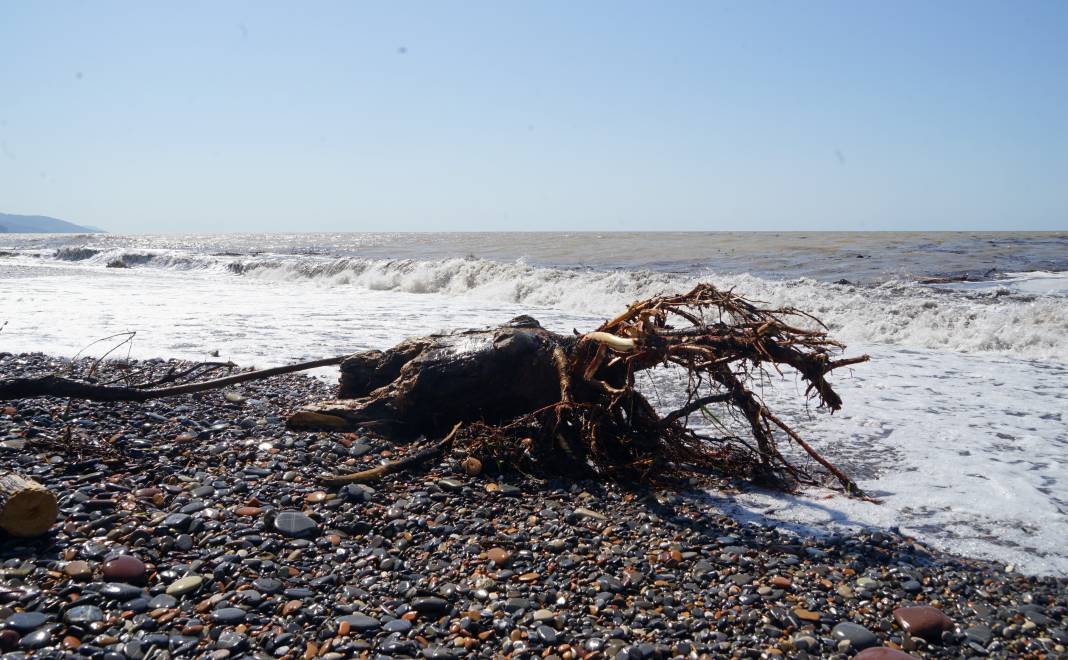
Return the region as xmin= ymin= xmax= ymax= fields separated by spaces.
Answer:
xmin=2 ymin=353 xmax=1066 ymax=658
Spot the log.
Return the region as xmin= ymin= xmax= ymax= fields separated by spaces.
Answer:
xmin=0 ymin=471 xmax=58 ymax=537
xmin=291 ymin=316 xmax=572 ymax=437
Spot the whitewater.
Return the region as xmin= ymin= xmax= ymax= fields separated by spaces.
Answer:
xmin=1 ymin=231 xmax=1066 ymax=575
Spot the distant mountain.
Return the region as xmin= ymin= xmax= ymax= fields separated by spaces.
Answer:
xmin=0 ymin=213 xmax=104 ymax=233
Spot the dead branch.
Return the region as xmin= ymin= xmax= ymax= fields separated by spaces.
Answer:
xmin=0 ymin=355 xmax=347 ymax=402
xmin=319 ymin=422 xmax=463 ymax=485
xmin=129 ymin=360 xmax=238 ymax=389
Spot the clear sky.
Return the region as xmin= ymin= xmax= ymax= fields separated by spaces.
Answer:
xmin=1 ymin=1 xmax=1066 ymax=233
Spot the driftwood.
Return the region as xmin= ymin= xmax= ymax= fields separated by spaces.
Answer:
xmin=0 ymin=471 xmax=58 ymax=537
xmin=290 ymin=316 xmax=568 ymax=437
xmin=294 ymin=284 xmax=870 ymax=495
xmin=0 ymin=356 xmax=346 ymax=402
xmin=319 ymin=422 xmax=463 ymax=486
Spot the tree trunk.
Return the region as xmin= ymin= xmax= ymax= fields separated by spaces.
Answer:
xmin=0 ymin=471 xmax=58 ymax=537
xmin=289 ymin=316 xmax=572 ymax=437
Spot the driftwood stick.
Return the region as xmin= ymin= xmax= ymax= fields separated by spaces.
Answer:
xmin=129 ymin=360 xmax=238 ymax=389
xmin=0 ymin=356 xmax=347 ymax=402
xmin=319 ymin=422 xmax=463 ymax=486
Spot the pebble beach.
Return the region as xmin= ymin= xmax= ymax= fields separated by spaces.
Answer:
xmin=2 ymin=353 xmax=1066 ymax=659
xmin=5 ymin=0 xmax=1068 ymax=656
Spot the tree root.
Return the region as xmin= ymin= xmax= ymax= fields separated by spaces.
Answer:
xmin=298 ymin=283 xmax=872 ymax=497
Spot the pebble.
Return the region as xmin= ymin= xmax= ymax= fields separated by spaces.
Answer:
xmin=19 ymin=628 xmax=52 ymax=650
xmin=101 ymin=582 xmax=144 ymax=600
xmin=163 ymin=512 xmax=192 ymax=530
xmin=487 ymin=547 xmax=511 ymax=566
xmin=437 ymin=478 xmax=464 ymax=492
xmin=893 ymin=605 xmax=954 ymax=642
xmin=148 ymin=594 xmax=178 ymax=609
xmin=63 ymin=560 xmax=93 ymax=580
xmin=252 ymin=577 xmax=283 ymax=594
xmin=570 ymin=506 xmax=606 ymax=521
xmin=853 ymin=649 xmax=920 ymax=659
xmin=383 ymin=618 xmax=412 ymax=633
xmin=0 ymin=630 xmax=18 ymax=653
xmin=793 ymin=607 xmax=820 ymax=622
xmin=536 ymin=624 xmax=558 ymax=644
xmin=166 ymin=575 xmax=204 ymax=596
xmin=216 ymin=631 xmax=247 ymax=651
xmin=411 ymin=597 xmax=449 ymax=616
xmin=102 ymin=555 xmax=147 ymax=583
xmin=212 ymin=608 xmax=247 ymax=625
xmin=4 ymin=612 xmax=49 ymax=634
xmin=832 ymin=622 xmax=879 ymax=650
xmin=532 ymin=608 xmax=555 ymax=622
xmin=63 ymin=605 xmax=104 ymax=625
xmin=273 ymin=510 xmax=319 ymax=537
xmin=337 ymin=614 xmax=380 ymax=631
xmin=965 ymin=623 xmax=993 ymax=646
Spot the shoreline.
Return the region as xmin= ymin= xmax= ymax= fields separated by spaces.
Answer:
xmin=1 ymin=352 xmax=1066 ymax=658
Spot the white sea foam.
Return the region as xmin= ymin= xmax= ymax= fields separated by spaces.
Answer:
xmin=699 ymin=344 xmax=1068 ymax=575
xmin=929 ymin=270 xmax=1068 ymax=297
xmin=12 ymin=249 xmax=1068 ymax=361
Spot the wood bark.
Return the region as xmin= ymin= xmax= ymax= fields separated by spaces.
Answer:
xmin=0 ymin=471 xmax=58 ymax=537
xmin=290 ymin=316 xmax=571 ymax=437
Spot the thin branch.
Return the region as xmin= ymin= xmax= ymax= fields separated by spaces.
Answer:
xmin=319 ymin=422 xmax=463 ymax=485
xmin=657 ymin=393 xmax=733 ymax=428
xmin=0 ymin=355 xmax=347 ymax=402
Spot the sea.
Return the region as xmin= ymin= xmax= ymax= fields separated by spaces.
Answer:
xmin=2 ymin=231 xmax=1067 ymax=575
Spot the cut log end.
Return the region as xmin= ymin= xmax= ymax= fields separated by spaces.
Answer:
xmin=0 ymin=473 xmax=58 ymax=537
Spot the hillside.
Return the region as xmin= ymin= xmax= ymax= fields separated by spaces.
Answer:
xmin=0 ymin=212 xmax=103 ymax=233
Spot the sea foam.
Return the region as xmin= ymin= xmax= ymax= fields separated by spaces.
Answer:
xmin=30 ymin=248 xmax=1068 ymax=361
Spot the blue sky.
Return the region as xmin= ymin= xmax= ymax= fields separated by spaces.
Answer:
xmin=1 ymin=1 xmax=1066 ymax=233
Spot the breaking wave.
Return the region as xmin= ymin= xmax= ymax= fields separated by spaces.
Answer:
xmin=53 ymin=247 xmax=222 ymax=270
xmin=54 ymin=247 xmax=102 ymax=261
xmin=32 ymin=248 xmax=1068 ymax=360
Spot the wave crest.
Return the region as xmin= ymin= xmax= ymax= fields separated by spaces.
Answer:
xmin=38 ymin=247 xmax=1068 ymax=360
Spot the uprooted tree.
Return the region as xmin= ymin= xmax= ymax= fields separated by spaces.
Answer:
xmin=289 ymin=284 xmax=870 ymax=494
xmin=0 ymin=284 xmax=869 ymax=495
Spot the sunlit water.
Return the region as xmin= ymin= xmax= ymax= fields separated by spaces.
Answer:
xmin=2 ymin=231 xmax=1067 ymax=574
